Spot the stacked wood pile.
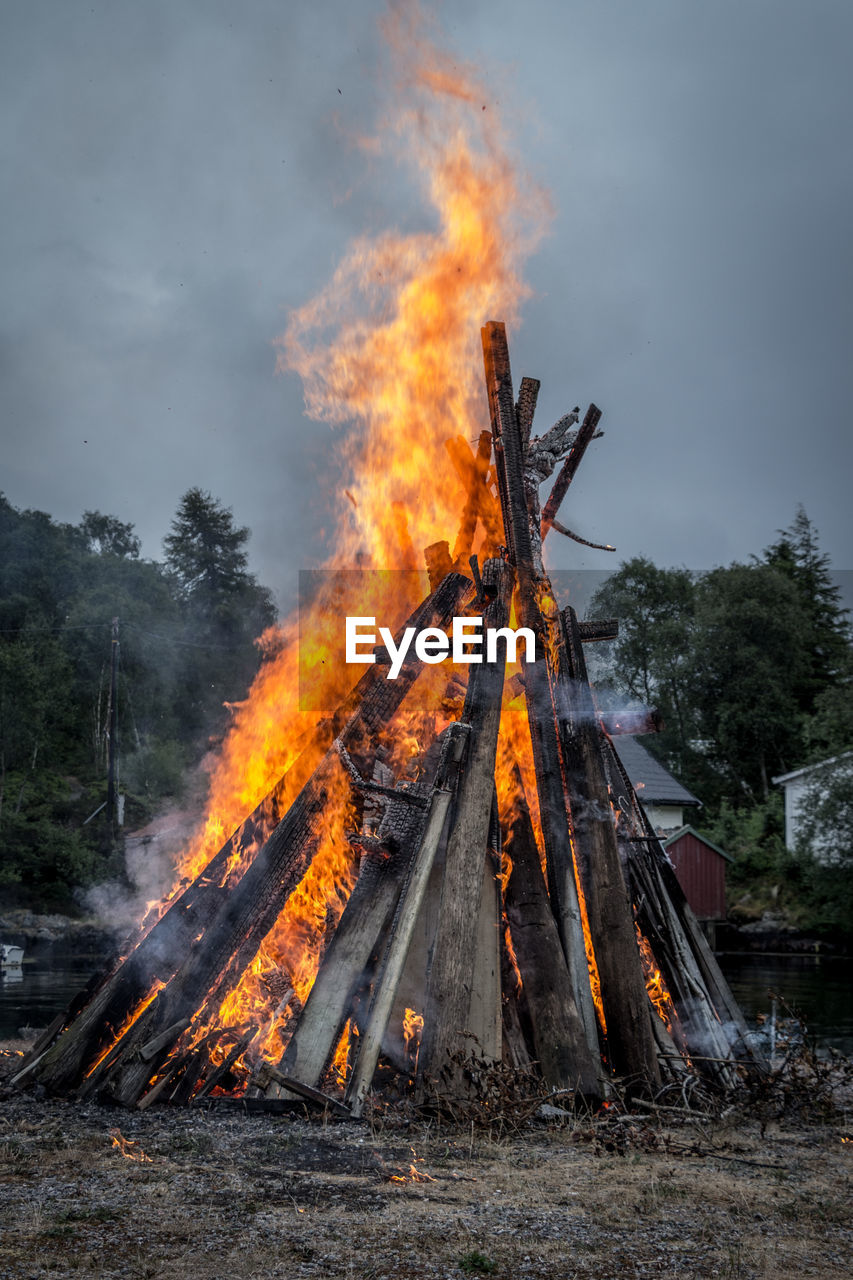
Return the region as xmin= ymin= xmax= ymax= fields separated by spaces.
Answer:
xmin=13 ymin=323 xmax=758 ymax=1113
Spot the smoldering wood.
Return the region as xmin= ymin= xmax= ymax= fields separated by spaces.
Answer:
xmin=549 ymin=519 xmax=615 ymax=552
xmin=251 ymin=1063 xmax=352 ymax=1116
xmin=136 ymin=1051 xmax=189 ymax=1111
xmin=599 ymin=730 xmax=756 ymax=1084
xmin=558 ymin=605 xmax=660 ymax=1084
xmin=577 ymin=618 xmax=619 ymax=644
xmin=418 ymin=560 xmax=512 ymax=1086
xmin=266 ymin=798 xmax=423 ymax=1097
xmin=503 ymin=767 xmax=604 ymax=1097
xmin=139 ymin=1018 xmax=192 ymax=1063
xmin=540 ymin=404 xmax=602 ymax=538
xmin=346 ymin=723 xmax=470 ymax=1118
xmin=31 ymin=572 xmax=472 ymax=1101
xmin=195 ymin=1026 xmax=259 ymax=1101
xmin=515 ymin=376 xmax=540 ymax=448
xmin=481 ymin=320 xmax=601 ymax=1063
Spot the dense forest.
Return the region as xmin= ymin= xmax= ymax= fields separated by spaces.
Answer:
xmin=0 ymin=489 xmax=276 ymax=909
xmin=0 ymin=496 xmax=850 ymax=937
xmin=588 ymin=507 xmax=853 ymax=937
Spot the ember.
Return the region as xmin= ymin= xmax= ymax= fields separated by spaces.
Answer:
xmin=109 ymin=1129 xmax=152 ymax=1163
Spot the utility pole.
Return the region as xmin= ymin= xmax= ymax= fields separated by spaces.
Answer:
xmin=106 ymin=616 xmax=119 ymax=836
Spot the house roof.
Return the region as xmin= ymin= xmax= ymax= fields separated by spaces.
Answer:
xmin=771 ymin=749 xmax=853 ymax=788
xmin=611 ymin=737 xmax=701 ymax=808
xmin=663 ymin=825 xmax=733 ymax=862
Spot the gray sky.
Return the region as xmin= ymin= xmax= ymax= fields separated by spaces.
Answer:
xmin=2 ymin=0 xmax=851 ymax=611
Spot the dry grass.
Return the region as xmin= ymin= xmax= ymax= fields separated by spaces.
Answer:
xmin=0 ymin=1047 xmax=851 ymax=1279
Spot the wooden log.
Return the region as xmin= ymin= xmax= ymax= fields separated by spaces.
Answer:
xmin=559 ymin=606 xmax=660 ymax=1085
xmin=500 ymin=920 xmax=533 ymax=1070
xmin=32 ymin=571 xmax=472 ymax=1098
xmin=600 ymin=735 xmax=758 ymax=1080
xmin=503 ymin=768 xmax=604 ymax=1098
xmin=577 ymin=619 xmax=619 ymax=644
xmin=346 ymin=723 xmax=470 ymax=1118
xmin=418 ymin=560 xmax=512 ymax=1086
xmin=136 ymin=1051 xmax=189 ymax=1111
xmin=252 ymin=1063 xmax=350 ymax=1117
xmin=480 ymin=320 xmax=600 ymax=1062
xmin=194 ymin=1026 xmax=259 ymax=1100
xmin=515 ymin=376 xmax=540 ymax=449
xmin=465 ymin=804 xmax=502 ymax=1064
xmin=139 ymin=1018 xmax=192 ymax=1063
xmin=267 ymin=836 xmax=416 ymax=1096
xmin=540 ymin=404 xmax=602 ymax=538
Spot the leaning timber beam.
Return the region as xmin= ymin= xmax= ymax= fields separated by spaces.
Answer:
xmin=481 ymin=320 xmax=600 ymax=1061
xmin=346 ymin=723 xmax=470 ymax=1117
xmin=558 ymin=606 xmax=660 ymax=1085
xmin=34 ymin=573 xmax=471 ymax=1101
xmin=540 ymin=405 xmax=602 ymax=539
xmin=418 ymin=560 xmax=512 ymax=1086
xmin=504 ymin=768 xmax=604 ymax=1098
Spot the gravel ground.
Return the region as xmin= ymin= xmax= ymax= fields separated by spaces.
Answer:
xmin=1 ymin=1044 xmax=851 ymax=1280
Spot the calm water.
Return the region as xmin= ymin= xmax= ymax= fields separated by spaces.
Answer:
xmin=717 ymin=952 xmax=853 ymax=1055
xmin=2 ymin=952 xmax=852 ymax=1052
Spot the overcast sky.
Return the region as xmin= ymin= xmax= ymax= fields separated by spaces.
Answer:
xmin=2 ymin=0 xmax=851 ymax=612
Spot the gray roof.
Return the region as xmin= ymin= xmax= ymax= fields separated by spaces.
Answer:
xmin=611 ymin=737 xmax=701 ymax=808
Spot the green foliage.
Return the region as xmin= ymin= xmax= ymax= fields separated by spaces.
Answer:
xmin=459 ymin=1251 xmax=498 ymax=1275
xmin=0 ymin=489 xmax=277 ymax=912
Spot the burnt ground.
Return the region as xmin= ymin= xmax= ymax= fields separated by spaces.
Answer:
xmin=0 ymin=1043 xmax=851 ymax=1280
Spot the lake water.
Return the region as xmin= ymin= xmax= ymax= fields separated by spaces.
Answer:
xmin=2 ymin=952 xmax=851 ymax=1053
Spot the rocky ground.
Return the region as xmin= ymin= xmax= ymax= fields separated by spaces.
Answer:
xmin=1 ymin=1039 xmax=851 ymax=1280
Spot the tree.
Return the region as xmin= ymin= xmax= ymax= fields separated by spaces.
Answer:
xmin=761 ymin=506 xmax=850 ymax=702
xmin=690 ymin=564 xmax=813 ymax=801
xmin=587 ymin=558 xmax=700 ymax=780
xmin=163 ymin=489 xmax=277 ymax=738
xmin=80 ymin=511 xmax=141 ymax=560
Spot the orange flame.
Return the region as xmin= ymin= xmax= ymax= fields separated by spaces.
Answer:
xmin=402 ymin=1007 xmax=425 ymax=1073
xmin=635 ymin=926 xmax=677 ymax=1034
xmin=119 ymin=3 xmax=550 ymax=1096
xmin=109 ymin=1129 xmax=152 ymax=1163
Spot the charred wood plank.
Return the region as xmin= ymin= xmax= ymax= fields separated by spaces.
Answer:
xmin=504 ymin=767 xmax=604 ymax=1098
xmin=418 ymin=560 xmax=512 ymax=1085
xmin=267 ymin=836 xmax=416 ymax=1096
xmin=540 ymin=404 xmax=602 ymax=539
xmin=577 ymin=619 xmax=619 ymax=643
xmin=346 ymin=723 xmax=470 ymax=1118
xmin=515 ymin=376 xmax=540 ymax=449
xmin=481 ymin=320 xmax=600 ymax=1062
xmin=559 ymin=606 xmax=660 ymax=1085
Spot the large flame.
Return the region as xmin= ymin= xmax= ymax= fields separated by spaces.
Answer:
xmin=136 ymin=2 xmax=550 ymax=1084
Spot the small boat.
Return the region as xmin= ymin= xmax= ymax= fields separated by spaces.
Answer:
xmin=0 ymin=943 xmax=24 ymax=967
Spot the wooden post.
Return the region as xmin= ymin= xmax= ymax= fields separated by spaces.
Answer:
xmin=540 ymin=405 xmax=601 ymax=538
xmin=418 ymin=560 xmax=511 ymax=1086
xmin=481 ymin=320 xmax=600 ymax=1061
xmin=559 ymin=606 xmax=660 ymax=1084
xmin=346 ymin=724 xmax=470 ymax=1117
xmin=503 ymin=769 xmax=604 ymax=1097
